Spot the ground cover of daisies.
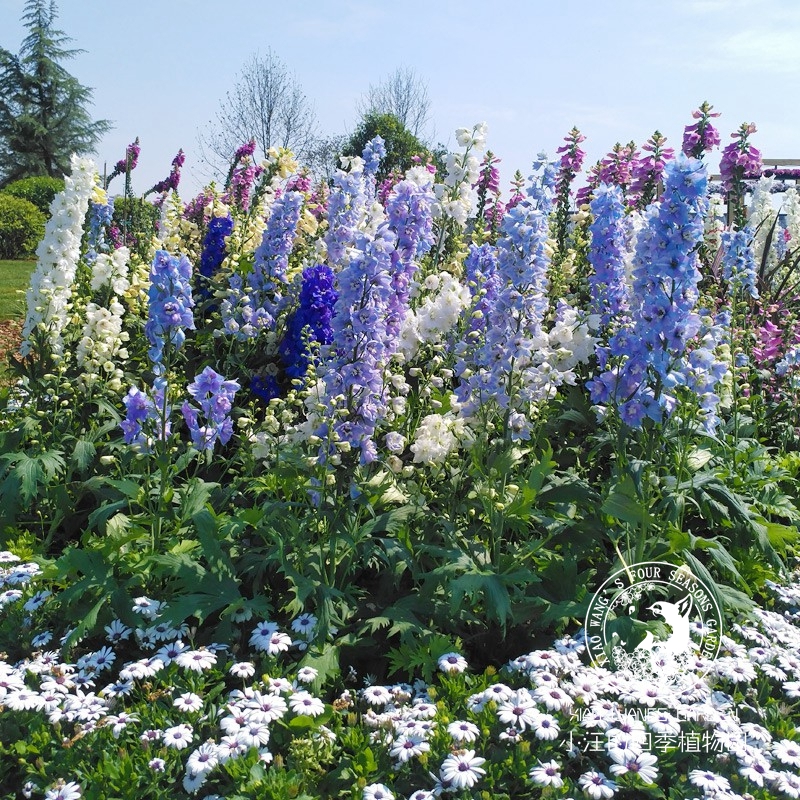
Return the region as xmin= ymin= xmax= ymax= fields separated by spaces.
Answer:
xmin=2 ymin=103 xmax=800 ymax=798
xmin=2 ymin=552 xmax=800 ymax=799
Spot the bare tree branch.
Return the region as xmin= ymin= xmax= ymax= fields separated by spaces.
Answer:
xmin=357 ymin=67 xmax=431 ymax=140
xmin=198 ymin=50 xmax=318 ymax=178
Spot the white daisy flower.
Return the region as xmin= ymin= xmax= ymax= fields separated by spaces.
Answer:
xmin=774 ymin=739 xmax=800 ymax=768
xmin=45 ymin=780 xmax=82 ymax=800
xmin=389 ymin=734 xmax=430 ymax=763
xmin=608 ymin=751 xmax=659 ymax=784
xmin=175 ymin=649 xmax=217 ymax=672
xmin=289 ymin=691 xmax=325 ymax=717
xmin=296 ymin=666 xmax=318 ymax=684
xmin=688 ymin=769 xmax=730 ymax=793
xmin=577 ymin=770 xmax=617 ymax=799
xmin=362 ymin=784 xmax=393 ymax=800
xmin=229 ymin=661 xmax=256 ymax=679
xmin=446 ymin=720 xmax=479 ymax=743
xmin=529 ymin=759 xmax=563 ymax=788
xmin=439 ymin=749 xmax=486 ymax=790
xmin=163 ymin=723 xmax=194 ymax=750
xmin=437 ymin=652 xmax=467 ymax=674
xmin=173 ymin=692 xmax=203 ymax=713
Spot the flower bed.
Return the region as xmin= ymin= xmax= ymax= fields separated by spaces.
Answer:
xmin=1 ymin=552 xmax=800 ymax=798
xmin=1 ymin=104 xmax=800 ymax=798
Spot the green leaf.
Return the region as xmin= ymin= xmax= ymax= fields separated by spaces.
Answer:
xmin=686 ymin=447 xmax=714 ymax=471
xmin=13 ymin=453 xmax=43 ymax=505
xmin=179 ymin=478 xmax=217 ymax=521
xmin=352 ymin=747 xmax=377 ymax=777
xmin=63 ymin=594 xmax=107 ymax=649
xmin=299 ymin=643 xmax=341 ymax=686
xmin=70 ymin=438 xmax=96 ymax=473
xmin=762 ymin=520 xmax=799 ymax=551
xmin=357 ymin=506 xmax=415 ymax=537
xmin=450 ymin=571 xmax=512 ymax=627
xmin=602 ymin=489 xmax=650 ymax=527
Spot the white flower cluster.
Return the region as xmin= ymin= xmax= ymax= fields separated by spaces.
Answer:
xmin=75 ymin=246 xmax=132 ymax=391
xmin=398 ymin=272 xmax=472 ymax=360
xmin=704 ymin=195 xmax=725 ymax=257
xmin=75 ymin=301 xmax=130 ymax=392
xmin=409 ymin=410 xmax=473 ymax=466
xmin=21 ymin=155 xmax=97 ymax=358
xmin=543 ymin=302 xmax=598 ymax=385
xmin=784 ymin=188 xmax=800 ymax=246
xmin=433 ymin=123 xmax=486 ymax=227
xmin=90 ymin=246 xmax=130 ymax=295
xmin=749 ymin=176 xmax=779 ymax=273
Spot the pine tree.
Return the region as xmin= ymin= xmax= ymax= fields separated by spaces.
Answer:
xmin=0 ymin=0 xmax=111 ymax=186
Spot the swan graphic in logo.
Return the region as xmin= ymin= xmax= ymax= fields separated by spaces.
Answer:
xmin=585 ymin=562 xmax=723 ymax=684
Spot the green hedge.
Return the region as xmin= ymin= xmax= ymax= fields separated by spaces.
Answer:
xmin=0 ymin=194 xmax=46 ymax=259
xmin=3 ymin=176 xmax=65 ymax=216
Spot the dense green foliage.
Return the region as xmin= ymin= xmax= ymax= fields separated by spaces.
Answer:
xmin=2 ymin=175 xmax=64 ymax=215
xmin=0 ymin=0 xmax=111 ymax=185
xmin=0 ymin=194 xmax=45 ymax=259
xmin=342 ymin=112 xmax=431 ymax=181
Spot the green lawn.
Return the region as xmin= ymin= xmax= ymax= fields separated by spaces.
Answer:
xmin=0 ymin=259 xmax=35 ymax=319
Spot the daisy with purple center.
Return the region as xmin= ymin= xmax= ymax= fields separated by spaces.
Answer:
xmin=529 ymin=760 xmax=564 ymax=788
xmin=447 ymin=720 xmax=479 ymax=743
xmin=289 ymin=691 xmax=325 ymax=717
xmin=363 ymin=685 xmax=393 ymax=706
xmin=140 ymin=729 xmax=162 ymax=745
xmin=482 ymin=683 xmax=514 ymax=703
xmin=688 ymin=769 xmax=731 ymax=793
xmin=534 ymin=684 xmax=574 ymax=713
xmin=437 ymin=652 xmax=468 ymax=674
xmin=439 ymin=749 xmax=487 ymax=791
xmin=776 ymin=771 xmax=800 ymax=798
xmin=229 ymin=661 xmax=256 ymax=679
xmin=155 ymin=639 xmax=187 ymax=664
xmin=389 ymin=734 xmax=430 ymax=763
xmin=261 ymin=631 xmax=292 ymax=655
xmin=287 ymin=667 xmax=315 ymax=687
xmin=363 ymin=784 xmax=394 ymax=800
xmin=31 ymin=631 xmax=54 ymax=648
xmin=163 ymin=723 xmax=194 ymax=750
xmin=775 ymin=740 xmax=800 ymax=768
xmin=738 ymin=756 xmax=776 ymax=787
xmin=245 ymin=691 xmax=288 ymax=723
xmin=578 ymin=770 xmax=617 ymax=799
xmin=174 ymin=692 xmax=203 ymax=713
xmin=291 ymin=613 xmax=318 ymax=636
xmin=533 ymin=713 xmax=560 ymax=741
xmin=646 ymin=710 xmax=681 ymax=737
xmin=236 ymin=721 xmax=271 ymax=749
xmin=175 ymin=649 xmax=217 ymax=672
xmin=497 ymin=689 xmax=540 ymax=730
xmin=608 ymin=751 xmax=659 ymax=784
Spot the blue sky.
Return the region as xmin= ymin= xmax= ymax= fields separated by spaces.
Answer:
xmin=2 ymin=0 xmax=799 ymax=196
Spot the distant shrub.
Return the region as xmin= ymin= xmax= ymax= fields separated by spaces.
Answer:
xmin=3 ymin=176 xmax=65 ymax=216
xmin=0 ymin=194 xmax=46 ymax=259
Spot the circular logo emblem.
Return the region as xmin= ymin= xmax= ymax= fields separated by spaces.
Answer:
xmin=584 ymin=561 xmax=723 ymax=684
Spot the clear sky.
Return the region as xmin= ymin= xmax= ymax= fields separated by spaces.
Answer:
xmin=2 ymin=0 xmax=799 ymax=197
